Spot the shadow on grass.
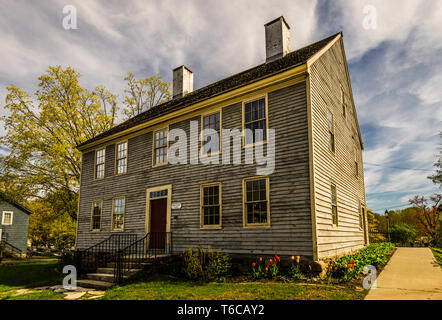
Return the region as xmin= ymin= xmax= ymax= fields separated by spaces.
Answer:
xmin=0 ymin=260 xmax=63 ymax=291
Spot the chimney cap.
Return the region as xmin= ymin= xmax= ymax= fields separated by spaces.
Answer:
xmin=173 ymin=65 xmax=193 ymax=73
xmin=264 ymin=16 xmax=290 ymax=30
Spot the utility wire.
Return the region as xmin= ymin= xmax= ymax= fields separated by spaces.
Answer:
xmin=364 ymin=162 xmax=433 ymax=172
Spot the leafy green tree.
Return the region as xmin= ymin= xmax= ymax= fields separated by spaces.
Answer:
xmin=28 ymin=196 xmax=76 ymax=249
xmin=390 ymin=223 xmax=417 ymax=246
xmin=122 ymin=72 xmax=172 ymax=119
xmin=429 ymin=131 xmax=441 ymax=187
xmin=0 ymin=66 xmax=118 ymax=219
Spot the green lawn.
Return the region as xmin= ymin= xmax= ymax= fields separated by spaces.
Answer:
xmin=430 ymin=247 xmax=442 ymax=267
xmin=103 ymin=274 xmax=366 ymax=300
xmin=0 ymin=260 xmax=64 ymax=300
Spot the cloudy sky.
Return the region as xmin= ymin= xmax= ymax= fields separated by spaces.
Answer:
xmin=0 ymin=0 xmax=441 ymax=212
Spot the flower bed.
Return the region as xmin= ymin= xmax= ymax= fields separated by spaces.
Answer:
xmin=325 ymin=243 xmax=395 ymax=282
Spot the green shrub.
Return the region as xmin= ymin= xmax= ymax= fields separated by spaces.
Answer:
xmin=180 ymin=248 xmax=231 ymax=282
xmin=390 ymin=223 xmax=417 ymax=246
xmin=205 ymin=251 xmax=231 ymax=281
xmin=326 ymin=243 xmax=394 ymax=282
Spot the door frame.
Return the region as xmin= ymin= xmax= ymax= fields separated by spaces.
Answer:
xmin=145 ymin=184 xmax=172 ymax=235
xmin=361 ymin=205 xmax=368 ymax=245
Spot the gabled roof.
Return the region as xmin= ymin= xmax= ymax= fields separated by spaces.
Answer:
xmin=77 ymin=32 xmax=341 ymax=150
xmin=0 ymin=192 xmax=33 ymax=215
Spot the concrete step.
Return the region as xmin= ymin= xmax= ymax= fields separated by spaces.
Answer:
xmin=106 ymin=261 xmax=154 ymax=268
xmin=96 ymin=267 xmax=142 ymax=276
xmin=87 ymin=273 xmax=117 ymax=283
xmin=96 ymin=267 xmax=115 ymax=275
xmin=76 ymin=279 xmax=114 ymax=290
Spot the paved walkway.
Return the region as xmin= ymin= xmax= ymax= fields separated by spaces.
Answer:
xmin=365 ymin=247 xmax=442 ymax=300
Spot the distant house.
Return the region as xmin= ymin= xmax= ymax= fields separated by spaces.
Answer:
xmin=75 ymin=16 xmax=367 ymax=262
xmin=0 ymin=193 xmax=32 ymax=256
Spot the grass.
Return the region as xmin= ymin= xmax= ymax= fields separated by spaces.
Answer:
xmin=430 ymin=247 xmax=442 ymax=267
xmin=0 ymin=260 xmax=64 ymax=300
xmin=102 ymin=274 xmax=366 ymax=300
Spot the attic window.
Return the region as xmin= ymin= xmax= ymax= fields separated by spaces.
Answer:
xmin=2 ymin=211 xmax=13 ymax=225
xmin=327 ymin=111 xmax=335 ymax=153
xmin=341 ymin=86 xmax=346 ymax=119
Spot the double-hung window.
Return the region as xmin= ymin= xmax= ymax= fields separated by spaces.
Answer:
xmin=327 ymin=111 xmax=335 ymax=153
xmin=116 ymin=142 xmax=128 ymax=175
xmin=2 ymin=211 xmax=13 ymax=225
xmin=202 ymin=112 xmax=221 ymax=156
xmin=95 ymin=148 xmax=105 ymax=179
xmin=354 ymin=147 xmax=359 ymax=177
xmin=331 ymin=184 xmax=338 ymax=226
xmin=243 ymin=177 xmax=270 ymax=227
xmin=112 ymin=197 xmax=125 ymax=231
xmin=200 ymin=183 xmax=222 ymax=229
xmin=91 ymin=201 xmax=102 ymax=231
xmin=244 ymin=97 xmax=267 ymax=146
xmin=153 ymin=128 xmax=168 ymax=166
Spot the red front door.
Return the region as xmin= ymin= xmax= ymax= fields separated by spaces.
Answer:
xmin=150 ymin=198 xmax=167 ymax=249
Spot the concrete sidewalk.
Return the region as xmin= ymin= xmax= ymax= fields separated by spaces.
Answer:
xmin=365 ymin=247 xmax=442 ymax=300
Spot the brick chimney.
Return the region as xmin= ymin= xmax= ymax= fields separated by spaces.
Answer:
xmin=173 ymin=65 xmax=194 ymax=99
xmin=265 ymin=16 xmax=291 ymax=62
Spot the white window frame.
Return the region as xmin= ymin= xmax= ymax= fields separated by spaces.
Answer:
xmin=2 ymin=211 xmax=13 ymax=225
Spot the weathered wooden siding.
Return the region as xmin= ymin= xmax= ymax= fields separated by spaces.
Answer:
xmin=77 ymin=82 xmax=314 ymax=258
xmin=0 ymin=200 xmax=30 ymax=253
xmin=309 ymin=38 xmax=367 ymax=259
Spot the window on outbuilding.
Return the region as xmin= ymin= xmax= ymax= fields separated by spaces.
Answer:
xmin=2 ymin=211 xmax=13 ymax=225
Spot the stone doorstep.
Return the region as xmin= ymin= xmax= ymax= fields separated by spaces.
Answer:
xmin=76 ymin=279 xmax=114 ymax=290
xmin=64 ymin=291 xmax=86 ymax=300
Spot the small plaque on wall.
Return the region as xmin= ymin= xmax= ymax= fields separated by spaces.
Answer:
xmin=172 ymin=202 xmax=182 ymax=210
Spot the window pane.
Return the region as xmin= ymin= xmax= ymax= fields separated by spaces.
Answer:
xmin=245 ymin=178 xmax=268 ymax=225
xmin=154 ymin=129 xmax=168 ymax=164
xmin=113 ymin=198 xmax=125 ymax=230
xmin=244 ymin=98 xmax=267 ymax=144
xmin=92 ymin=202 xmax=102 ymax=230
xmin=202 ymin=112 xmax=220 ymax=155
xmin=202 ymin=185 xmax=220 ymax=226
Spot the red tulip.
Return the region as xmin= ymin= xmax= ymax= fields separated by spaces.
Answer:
xmin=270 ymin=259 xmax=273 ymax=263
xmin=252 ymin=262 xmax=256 ymax=267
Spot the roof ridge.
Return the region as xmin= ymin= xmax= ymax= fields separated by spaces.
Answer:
xmin=78 ymin=32 xmax=342 ymax=149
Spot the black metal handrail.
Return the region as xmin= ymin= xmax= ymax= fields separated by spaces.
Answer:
xmin=0 ymin=240 xmax=22 ymax=257
xmin=75 ymin=234 xmax=138 ymax=275
xmin=114 ymin=232 xmax=172 ymax=283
